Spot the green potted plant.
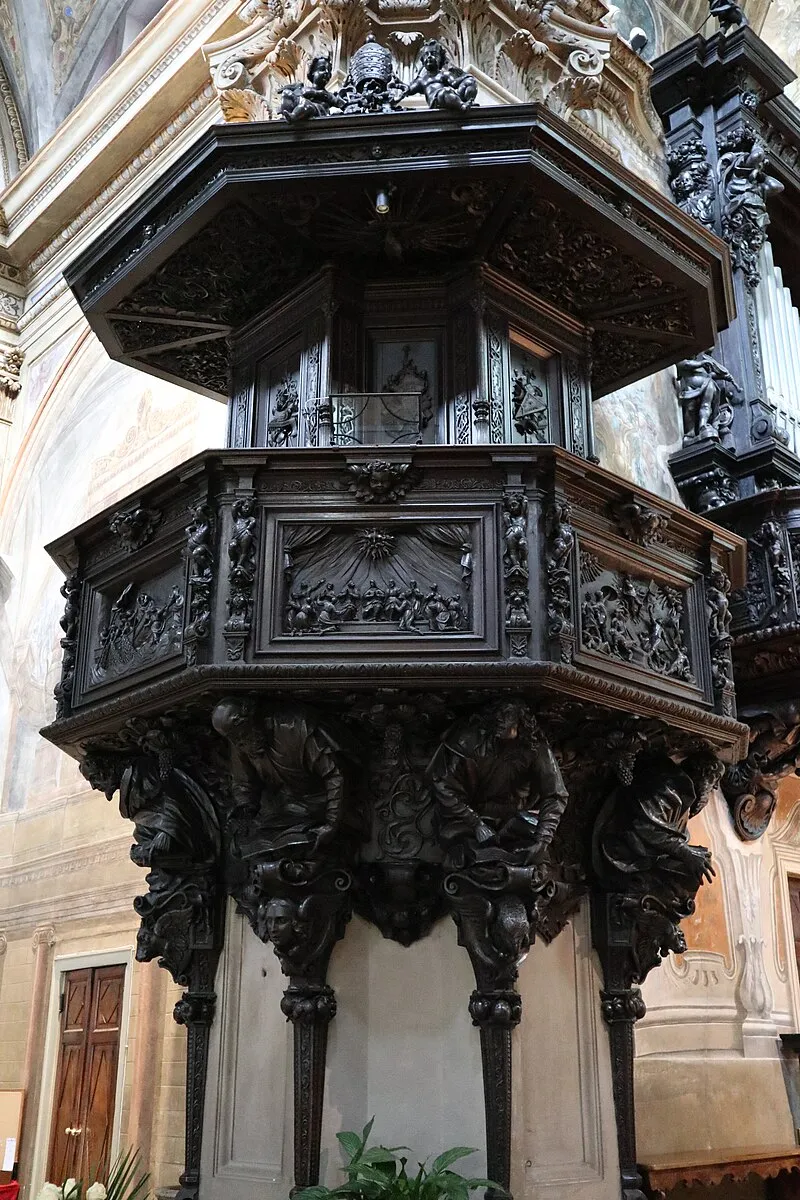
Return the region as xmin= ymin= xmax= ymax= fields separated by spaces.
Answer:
xmin=294 ymin=1120 xmax=504 ymax=1200
xmin=35 ymin=1148 xmax=150 ymax=1200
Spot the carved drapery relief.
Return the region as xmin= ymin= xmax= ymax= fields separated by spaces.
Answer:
xmin=203 ymin=0 xmax=662 ymax=163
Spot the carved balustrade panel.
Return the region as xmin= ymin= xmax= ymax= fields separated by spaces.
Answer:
xmin=48 ymin=447 xmax=745 ymax=736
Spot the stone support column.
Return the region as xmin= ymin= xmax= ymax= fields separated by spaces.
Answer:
xmin=126 ymin=959 xmax=166 ymax=1178
xmin=18 ymin=925 xmax=56 ymax=1195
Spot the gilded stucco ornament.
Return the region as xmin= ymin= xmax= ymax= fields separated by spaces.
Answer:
xmin=203 ymin=0 xmax=663 ymax=165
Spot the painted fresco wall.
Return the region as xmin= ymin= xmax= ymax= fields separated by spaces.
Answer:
xmin=0 ymin=301 xmax=226 ymax=1195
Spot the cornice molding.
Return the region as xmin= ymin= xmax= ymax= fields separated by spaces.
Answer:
xmin=0 ymin=0 xmax=241 ymax=270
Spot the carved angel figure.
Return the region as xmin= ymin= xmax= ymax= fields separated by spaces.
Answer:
xmin=404 ymin=39 xmax=478 ymax=112
xmin=279 ymin=55 xmax=344 ymax=121
xmin=593 ymin=750 xmax=722 ymax=956
xmin=675 ymin=352 xmax=738 ymax=445
xmin=427 ymin=700 xmax=568 ymax=868
xmin=709 ymin=0 xmax=747 ymax=32
xmin=717 ymin=142 xmax=783 ymax=280
xmin=503 ymin=493 xmax=528 ymax=570
xmin=212 ymin=697 xmax=359 ymax=857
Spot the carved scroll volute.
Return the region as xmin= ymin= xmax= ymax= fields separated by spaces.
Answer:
xmin=723 ymin=702 xmax=800 ymax=840
xmin=591 ymin=749 xmax=723 ymax=1200
xmin=429 ymin=699 xmax=571 ymax=1195
xmin=211 ymin=697 xmax=359 ymax=1192
xmin=80 ymin=730 xmax=225 ymax=1200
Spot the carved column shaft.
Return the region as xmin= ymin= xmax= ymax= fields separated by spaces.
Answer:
xmin=591 ymin=897 xmax=647 ymax=1200
xmin=470 ymin=995 xmax=519 ymax=1196
xmin=173 ymin=967 xmax=219 ymax=1200
xmin=283 ymin=984 xmax=337 ymax=1191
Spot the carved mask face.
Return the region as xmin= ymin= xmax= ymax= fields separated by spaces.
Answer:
xmin=264 ymin=899 xmax=297 ymax=947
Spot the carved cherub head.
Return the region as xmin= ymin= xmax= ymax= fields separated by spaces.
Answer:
xmin=308 ymin=55 xmax=332 ymax=87
xmin=420 ymin=39 xmax=446 ymax=72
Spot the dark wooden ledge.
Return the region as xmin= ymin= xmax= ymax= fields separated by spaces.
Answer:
xmin=640 ymin=1145 xmax=800 ymax=1196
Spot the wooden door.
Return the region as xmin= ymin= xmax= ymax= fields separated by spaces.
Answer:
xmin=47 ymin=965 xmax=125 ymax=1187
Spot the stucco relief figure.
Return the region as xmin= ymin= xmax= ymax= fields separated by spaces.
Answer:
xmin=279 ymin=55 xmax=344 ymax=121
xmin=427 ymin=700 xmax=568 ymax=868
xmin=211 ymin=697 xmax=358 ymax=856
xmin=593 ymin=750 xmax=723 ymax=959
xmin=675 ymin=352 xmax=738 ymax=445
xmin=404 ymin=40 xmax=478 ymax=112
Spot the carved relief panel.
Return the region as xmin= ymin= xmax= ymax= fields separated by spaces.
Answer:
xmin=74 ymin=504 xmax=193 ymax=707
xmin=262 ymin=510 xmax=494 ymax=655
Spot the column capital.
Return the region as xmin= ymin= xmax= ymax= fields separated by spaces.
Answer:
xmin=32 ymin=925 xmax=56 ymax=951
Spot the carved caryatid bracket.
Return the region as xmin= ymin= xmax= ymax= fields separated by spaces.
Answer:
xmin=224 ymin=495 xmax=258 ymax=661
xmin=723 ymin=702 xmax=800 ymax=840
xmin=80 ymin=716 xmax=226 ymax=1200
xmin=717 ymin=130 xmax=784 ymax=291
xmin=211 ymin=695 xmax=359 ymax=1191
xmin=591 ymin=747 xmax=723 ymax=1200
xmin=428 ymin=698 xmax=576 ymax=1193
xmin=184 ymin=502 xmax=216 ymax=666
xmin=54 ymin=572 xmax=81 ymax=720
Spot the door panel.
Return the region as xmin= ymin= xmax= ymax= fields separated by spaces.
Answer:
xmin=47 ymin=965 xmax=125 ymax=1187
xmin=80 ymin=967 xmax=125 ymax=1182
xmin=48 ymin=970 xmax=92 ymax=1184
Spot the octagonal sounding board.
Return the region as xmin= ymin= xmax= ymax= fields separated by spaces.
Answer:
xmin=65 ymin=106 xmax=733 ymax=408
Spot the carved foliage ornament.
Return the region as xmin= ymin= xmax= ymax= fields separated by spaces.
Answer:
xmin=109 ymin=505 xmax=162 ymax=552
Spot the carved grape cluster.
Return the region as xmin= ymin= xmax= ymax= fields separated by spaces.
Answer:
xmin=468 ymin=989 xmax=522 ymax=1028
xmin=281 ymin=985 xmax=338 ymax=1025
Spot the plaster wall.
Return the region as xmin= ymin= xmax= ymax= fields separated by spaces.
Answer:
xmin=0 ymin=288 xmax=226 ymax=1195
xmin=201 ymin=901 xmax=620 ymax=1200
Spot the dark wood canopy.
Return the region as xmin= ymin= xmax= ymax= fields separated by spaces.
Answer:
xmin=65 ymin=104 xmax=735 ymax=401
